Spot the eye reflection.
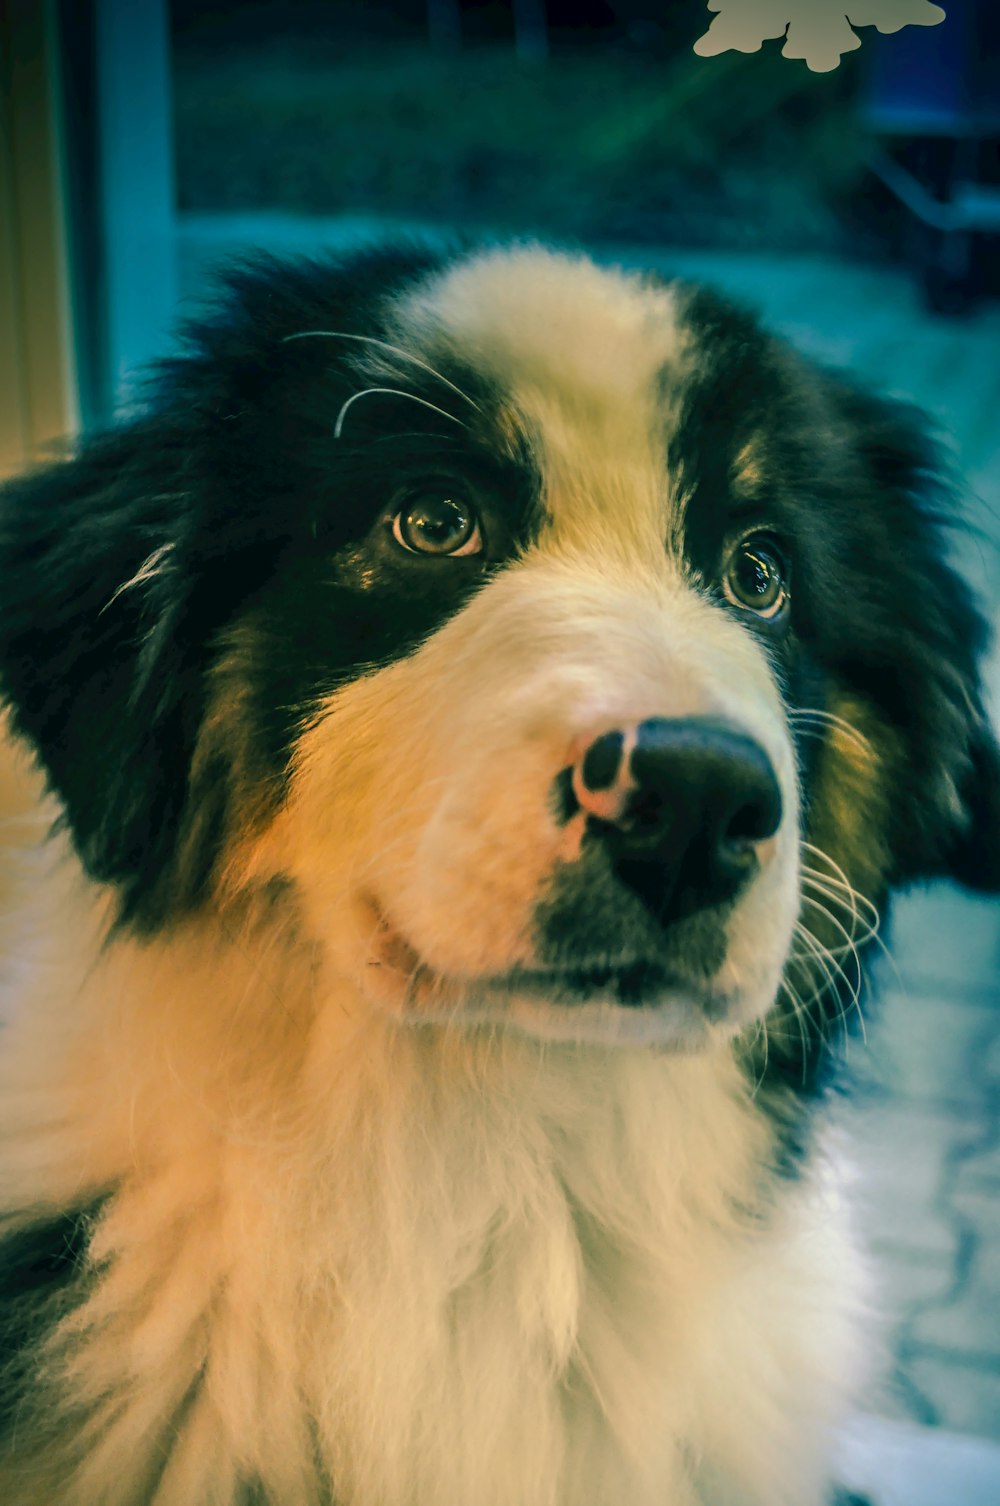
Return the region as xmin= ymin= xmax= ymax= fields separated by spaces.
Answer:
xmin=392 ymin=494 xmax=483 ymax=557
xmin=723 ymin=535 xmax=789 ymax=621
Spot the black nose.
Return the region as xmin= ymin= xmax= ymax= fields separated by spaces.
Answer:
xmin=575 ymin=716 xmax=783 ymax=927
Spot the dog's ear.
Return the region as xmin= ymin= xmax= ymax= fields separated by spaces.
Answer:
xmin=825 ymin=374 xmax=1000 ymax=893
xmin=0 ymin=252 xmax=440 ymax=926
xmin=0 ymin=425 xmax=203 ymax=925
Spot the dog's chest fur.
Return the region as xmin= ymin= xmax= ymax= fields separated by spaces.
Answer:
xmin=0 ymin=880 xmax=863 ymax=1506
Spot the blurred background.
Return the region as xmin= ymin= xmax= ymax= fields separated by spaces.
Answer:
xmin=1 ymin=2 xmax=999 ymax=1499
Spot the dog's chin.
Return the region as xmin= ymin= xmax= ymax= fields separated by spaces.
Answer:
xmin=361 ymin=903 xmax=757 ymax=1049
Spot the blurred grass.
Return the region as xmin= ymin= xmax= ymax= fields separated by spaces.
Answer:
xmin=173 ymin=39 xmax=867 ymax=249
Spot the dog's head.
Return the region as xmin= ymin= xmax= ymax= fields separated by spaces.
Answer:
xmin=1 ymin=245 xmax=997 ymax=1049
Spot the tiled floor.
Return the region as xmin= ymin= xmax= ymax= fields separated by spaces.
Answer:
xmin=857 ymin=929 xmax=1000 ymax=1439
xmin=179 ymin=217 xmax=1000 ymax=1477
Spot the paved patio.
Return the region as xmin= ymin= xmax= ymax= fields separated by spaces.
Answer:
xmin=179 ymin=218 xmax=1000 ymax=1489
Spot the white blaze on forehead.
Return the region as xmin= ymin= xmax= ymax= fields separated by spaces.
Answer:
xmin=395 ymin=247 xmax=684 ymax=405
xmin=392 ymin=247 xmax=692 ymax=560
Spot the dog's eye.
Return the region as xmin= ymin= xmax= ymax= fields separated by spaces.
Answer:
xmin=391 ymin=494 xmax=483 ymax=557
xmin=723 ymin=534 xmax=789 ymax=621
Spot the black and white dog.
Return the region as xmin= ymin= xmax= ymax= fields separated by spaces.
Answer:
xmin=0 ymin=244 xmax=996 ymax=1506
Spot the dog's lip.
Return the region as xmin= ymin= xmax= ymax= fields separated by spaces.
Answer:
xmin=365 ymin=898 xmax=423 ymax=974
xmin=361 ymin=896 xmax=434 ymax=1006
xmin=479 ymin=962 xmax=729 ymax=1016
xmin=362 ymin=896 xmax=731 ymax=1025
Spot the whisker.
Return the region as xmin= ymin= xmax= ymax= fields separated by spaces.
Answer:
xmin=800 ymin=878 xmax=879 ymax=949
xmin=750 ymin=1015 xmax=769 ymax=1099
xmin=793 ymin=920 xmax=860 ymax=1001
xmin=370 ymin=431 xmax=461 ymax=448
xmin=800 ymin=863 xmax=865 ymax=932
xmin=786 ymin=963 xmax=863 ymax=1061
xmin=284 ymin=330 xmax=483 ymax=415
xmin=790 ymin=723 xmax=873 ymax=765
xmin=790 ymin=921 xmax=852 ymax=1004
xmin=802 ymin=885 xmax=897 ymax=987
xmin=334 ymin=388 xmax=468 ymax=440
xmin=801 ymin=843 xmax=882 ymax=928
xmin=788 ymin=708 xmax=874 ymax=760
xmin=799 ymin=842 xmax=900 ymax=980
xmin=799 ymin=885 xmax=873 ymax=943
xmin=800 ymin=859 xmax=880 ymax=920
xmin=741 ymin=1016 xmax=768 ymax=1099
xmin=798 ymin=895 xmax=866 ymax=968
xmin=800 ymin=841 xmax=860 ymax=882
xmin=776 ymin=977 xmax=814 ymax=1086
xmin=791 ymin=911 xmax=869 ymax=1047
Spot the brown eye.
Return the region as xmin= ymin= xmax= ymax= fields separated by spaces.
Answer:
xmin=724 ymin=535 xmax=789 ymax=621
xmin=391 ymin=494 xmax=483 ymax=557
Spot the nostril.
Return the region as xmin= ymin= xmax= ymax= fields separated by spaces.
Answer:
xmin=724 ymin=788 xmax=782 ymax=846
xmin=581 ymin=730 xmax=625 ymax=792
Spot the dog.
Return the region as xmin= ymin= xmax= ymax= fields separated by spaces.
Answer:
xmin=0 ymin=243 xmax=996 ymax=1506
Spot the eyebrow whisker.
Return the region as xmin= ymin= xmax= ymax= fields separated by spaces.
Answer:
xmin=369 ymin=430 xmax=461 ymax=447
xmin=285 ymin=330 xmax=483 ymax=416
xmin=334 ymin=389 xmax=468 ymax=441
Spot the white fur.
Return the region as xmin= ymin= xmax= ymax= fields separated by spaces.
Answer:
xmin=0 ymin=858 xmax=866 ymax=1505
xmin=0 ymin=249 xmax=869 ymax=1505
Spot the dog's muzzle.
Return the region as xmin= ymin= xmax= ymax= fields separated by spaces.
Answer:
xmin=529 ymin=716 xmax=784 ymax=1011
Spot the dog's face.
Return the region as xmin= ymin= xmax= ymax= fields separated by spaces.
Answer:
xmin=1 ymin=246 xmax=997 ymax=1053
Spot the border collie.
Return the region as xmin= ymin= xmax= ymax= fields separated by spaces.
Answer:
xmin=0 ymin=244 xmax=996 ymax=1506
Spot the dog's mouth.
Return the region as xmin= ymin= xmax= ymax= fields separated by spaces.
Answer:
xmin=361 ymin=899 xmax=736 ymax=1047
xmin=475 ymin=964 xmax=735 ymax=1048
xmin=479 ymin=961 xmax=730 ymax=1015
